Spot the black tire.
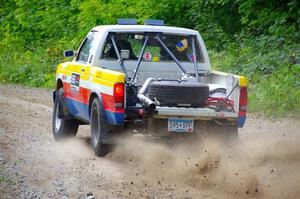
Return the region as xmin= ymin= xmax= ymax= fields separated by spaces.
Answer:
xmin=147 ymin=81 xmax=209 ymax=107
xmin=52 ymin=88 xmax=79 ymax=140
xmin=90 ymin=97 xmax=111 ymax=157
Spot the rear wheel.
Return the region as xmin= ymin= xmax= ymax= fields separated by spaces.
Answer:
xmin=90 ymin=98 xmax=111 ymax=157
xmin=52 ymin=88 xmax=79 ymax=140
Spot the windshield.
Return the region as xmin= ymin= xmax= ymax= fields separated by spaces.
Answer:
xmin=101 ymin=33 xmax=204 ymax=63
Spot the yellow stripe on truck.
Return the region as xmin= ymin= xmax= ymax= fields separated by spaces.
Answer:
xmin=88 ymin=66 xmax=125 ymax=83
xmin=56 ymin=63 xmax=125 ymax=88
xmin=239 ymin=76 xmax=247 ymax=87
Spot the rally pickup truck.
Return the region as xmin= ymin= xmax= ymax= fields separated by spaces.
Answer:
xmin=52 ymin=19 xmax=247 ymax=156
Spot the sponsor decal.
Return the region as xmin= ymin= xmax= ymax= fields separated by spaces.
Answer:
xmin=153 ymin=56 xmax=160 ymax=62
xmin=144 ymin=52 xmax=152 ymax=61
xmin=71 ymin=73 xmax=80 ymax=92
xmin=176 ymin=39 xmax=188 ymax=52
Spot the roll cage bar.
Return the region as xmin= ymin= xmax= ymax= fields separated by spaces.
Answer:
xmin=109 ymin=32 xmax=199 ymax=84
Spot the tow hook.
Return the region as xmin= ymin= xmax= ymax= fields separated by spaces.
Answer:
xmin=134 ymin=119 xmax=145 ymax=125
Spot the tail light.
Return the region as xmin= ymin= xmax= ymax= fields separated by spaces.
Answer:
xmin=113 ymin=83 xmax=124 ymax=108
xmin=239 ymin=87 xmax=248 ymax=115
xmin=237 ymin=87 xmax=247 ymax=127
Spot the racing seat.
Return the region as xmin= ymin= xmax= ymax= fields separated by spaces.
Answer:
xmin=106 ymin=39 xmax=137 ymax=60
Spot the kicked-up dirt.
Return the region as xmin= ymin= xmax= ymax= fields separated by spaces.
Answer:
xmin=0 ymin=84 xmax=300 ymax=199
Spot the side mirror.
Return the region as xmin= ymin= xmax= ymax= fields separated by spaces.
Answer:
xmin=63 ymin=50 xmax=74 ymax=57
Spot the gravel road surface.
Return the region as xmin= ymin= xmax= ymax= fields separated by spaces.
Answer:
xmin=1 ymin=84 xmax=300 ymax=199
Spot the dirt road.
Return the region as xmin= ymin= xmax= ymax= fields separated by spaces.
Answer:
xmin=1 ymin=84 xmax=300 ymax=199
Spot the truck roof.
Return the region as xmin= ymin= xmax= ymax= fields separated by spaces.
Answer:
xmin=93 ymin=25 xmax=199 ymax=35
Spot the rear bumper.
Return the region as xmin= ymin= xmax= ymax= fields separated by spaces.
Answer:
xmin=153 ymin=106 xmax=247 ymax=127
xmin=153 ymin=106 xmax=237 ymax=120
xmin=105 ymin=110 xmax=124 ymax=125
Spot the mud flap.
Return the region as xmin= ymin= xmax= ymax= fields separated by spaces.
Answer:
xmin=52 ymin=90 xmax=56 ymax=103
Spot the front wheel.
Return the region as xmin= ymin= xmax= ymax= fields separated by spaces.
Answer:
xmin=52 ymin=88 xmax=79 ymax=140
xmin=90 ymin=98 xmax=111 ymax=157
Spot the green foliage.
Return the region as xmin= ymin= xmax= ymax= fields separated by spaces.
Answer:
xmin=0 ymin=0 xmax=299 ymax=116
xmin=251 ymin=65 xmax=300 ymax=116
xmin=190 ymin=0 xmax=242 ymax=50
xmin=237 ymin=0 xmax=300 ymax=36
xmin=0 ymin=51 xmax=55 ymax=87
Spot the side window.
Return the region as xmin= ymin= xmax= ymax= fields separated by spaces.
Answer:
xmin=76 ymin=32 xmax=96 ymax=63
xmin=101 ymin=40 xmax=116 ymax=60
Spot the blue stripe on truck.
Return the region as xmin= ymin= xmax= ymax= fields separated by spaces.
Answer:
xmin=65 ymin=97 xmax=124 ymax=125
xmin=237 ymin=116 xmax=246 ymax=127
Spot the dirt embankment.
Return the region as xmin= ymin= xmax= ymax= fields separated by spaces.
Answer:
xmin=0 ymin=84 xmax=300 ymax=198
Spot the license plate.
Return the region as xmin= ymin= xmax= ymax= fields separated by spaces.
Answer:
xmin=168 ymin=118 xmax=194 ymax=132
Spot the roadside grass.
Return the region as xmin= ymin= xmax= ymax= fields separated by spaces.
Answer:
xmin=0 ymin=175 xmax=15 ymax=185
xmin=0 ymin=45 xmax=59 ymax=88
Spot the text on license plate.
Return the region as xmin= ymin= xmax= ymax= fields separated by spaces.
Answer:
xmin=168 ymin=118 xmax=194 ymax=132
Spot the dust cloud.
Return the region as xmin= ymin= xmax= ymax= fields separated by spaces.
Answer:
xmin=107 ymin=133 xmax=300 ymax=198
